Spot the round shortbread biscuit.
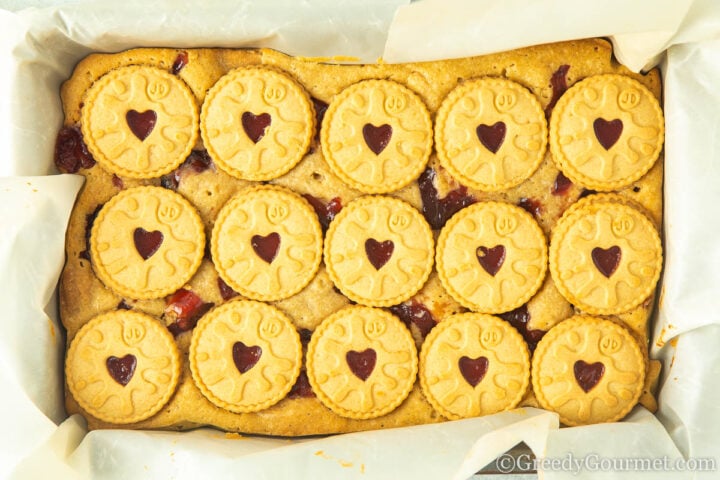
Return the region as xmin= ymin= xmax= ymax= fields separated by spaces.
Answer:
xmin=324 ymin=195 xmax=434 ymax=307
xmin=201 ymin=67 xmax=314 ymax=181
xmin=81 ymin=65 xmax=199 ymax=178
xmin=549 ymin=74 xmax=664 ymax=191
xmin=189 ymin=300 xmax=302 ymax=413
xmin=419 ymin=313 xmax=530 ymax=420
xmin=435 ymin=77 xmax=547 ymax=191
xmin=90 ymin=186 xmax=205 ymax=300
xmin=436 ymin=201 xmax=547 ymax=313
xmin=532 ymin=315 xmax=646 ymax=426
xmin=320 ymin=79 xmax=433 ymax=193
xmin=211 ymin=185 xmax=323 ymax=302
xmin=65 ymin=310 xmax=181 ymax=424
xmin=549 ymin=200 xmax=662 ymax=315
xmin=306 ymin=306 xmax=418 ymax=419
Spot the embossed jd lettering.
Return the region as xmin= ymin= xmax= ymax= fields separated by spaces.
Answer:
xmin=494 ymin=90 xmax=517 ymax=112
xmin=480 ymin=327 xmax=503 ymax=348
xmin=268 ymin=204 xmax=289 ymax=224
xmin=158 ymin=202 xmax=182 ymax=223
xmin=364 ymin=318 xmax=386 ymax=339
xmin=618 ymin=89 xmax=640 ymax=110
xmin=495 ymin=215 xmax=518 ymax=236
xmin=384 ymin=94 xmax=406 ymax=114
xmin=147 ymin=80 xmax=170 ymax=101
xmin=611 ymin=215 xmax=635 ymax=236
xmin=123 ymin=322 xmax=146 ymax=346
xmin=260 ymin=318 xmax=283 ymax=338
xmin=599 ymin=334 xmax=622 ymax=355
xmin=389 ymin=213 xmax=409 ymax=231
xmin=264 ymin=85 xmax=286 ymax=104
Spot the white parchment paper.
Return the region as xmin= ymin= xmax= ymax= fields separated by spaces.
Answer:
xmin=1 ymin=0 xmax=719 ymax=478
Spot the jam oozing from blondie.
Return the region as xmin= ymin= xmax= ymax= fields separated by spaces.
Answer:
xmin=111 ymin=175 xmax=124 ymax=190
xmin=117 ymin=299 xmax=132 ymax=310
xmin=298 ymin=328 xmax=313 ymax=345
xmin=165 ymin=288 xmax=214 ymax=336
xmin=579 ymin=188 xmax=598 ymax=199
xmin=171 ymin=51 xmax=189 ymax=75
xmin=389 ymin=301 xmax=437 ymax=338
xmin=312 ymin=97 xmax=329 ymax=125
xmin=80 ymin=204 xmax=103 ymax=261
xmin=498 ymin=304 xmax=546 ymax=352
xmin=517 ymin=197 xmax=543 ymax=218
xmin=217 ymin=277 xmax=239 ymax=301
xmin=545 ymin=64 xmax=570 ymax=117
xmin=160 ymin=150 xmax=214 ymax=190
xmin=302 ymin=194 xmax=342 ymax=231
xmin=551 ymin=171 xmax=573 ymax=196
xmin=288 ymin=370 xmax=315 ymax=398
xmin=418 ymin=167 xmax=476 ymax=230
xmin=54 ymin=126 xmax=96 ymax=173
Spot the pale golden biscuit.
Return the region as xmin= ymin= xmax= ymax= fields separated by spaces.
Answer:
xmin=306 ymin=306 xmax=418 ymax=419
xmin=436 ymin=201 xmax=547 ymax=313
xmin=549 ymin=74 xmax=664 ymax=191
xmin=189 ymin=300 xmax=302 ymax=413
xmin=90 ymin=186 xmax=205 ymax=299
xmin=201 ymin=67 xmax=314 ymax=180
xmin=321 ymin=79 xmax=433 ymax=193
xmin=435 ymin=77 xmax=547 ymax=191
xmin=549 ymin=200 xmax=662 ymax=315
xmin=324 ymin=196 xmax=434 ymax=307
xmin=532 ymin=315 xmax=645 ymax=426
xmin=212 ymin=185 xmax=323 ymax=302
xmin=419 ymin=313 xmax=530 ymax=420
xmin=81 ymin=65 xmax=199 ymax=179
xmin=555 ymin=192 xmax=658 ymax=231
xmin=65 ymin=310 xmax=181 ymax=424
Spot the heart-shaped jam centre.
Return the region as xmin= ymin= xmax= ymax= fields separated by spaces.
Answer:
xmin=458 ymin=355 xmax=489 ymax=387
xmin=232 ymin=342 xmax=262 ymax=374
xmin=362 ymin=123 xmax=392 ymax=155
xmin=251 ymin=232 xmax=281 ymax=264
xmin=593 ymin=118 xmax=623 ymax=150
xmin=106 ymin=354 xmax=137 ymax=387
xmin=365 ymin=238 xmax=394 ymax=270
xmin=133 ymin=228 xmax=163 ymax=260
xmin=574 ymin=360 xmax=605 ymax=393
xmin=592 ymin=246 xmax=621 ymax=278
xmin=346 ymin=348 xmax=377 ymax=381
xmin=476 ymin=122 xmax=507 ymax=154
xmin=476 ymin=245 xmax=506 ymax=276
xmin=126 ymin=110 xmax=157 ymax=141
xmin=242 ymin=112 xmax=272 ymax=144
